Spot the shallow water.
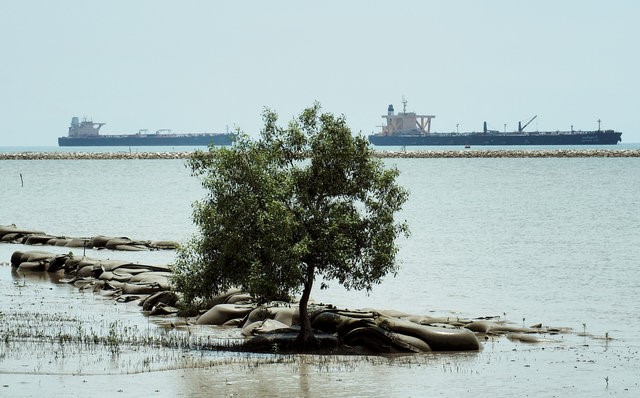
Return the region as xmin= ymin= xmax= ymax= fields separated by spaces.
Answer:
xmin=1 ymin=265 xmax=636 ymax=397
xmin=1 ymin=155 xmax=640 ymax=396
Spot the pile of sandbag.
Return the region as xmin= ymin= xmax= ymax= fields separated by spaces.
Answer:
xmin=10 ymin=249 xmax=568 ymax=353
xmin=191 ymin=296 xmax=481 ymax=352
xmin=1 ymin=224 xmax=179 ymax=251
xmin=10 ymin=250 xmax=178 ymax=316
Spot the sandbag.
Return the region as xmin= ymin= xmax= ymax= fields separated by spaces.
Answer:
xmin=377 ymin=316 xmax=480 ymax=351
xmin=122 ymin=282 xmax=163 ymax=295
xmin=105 ymin=238 xmax=135 ymax=249
xmin=65 ymin=239 xmax=90 ymax=248
xmin=18 ymin=261 xmax=45 ymax=271
xmin=112 ymin=267 xmax=150 ymax=276
xmin=1 ymin=233 xmax=20 ymax=242
xmin=0 ymin=225 xmax=45 ymax=239
xmin=394 ymin=333 xmax=432 ymax=352
xmin=310 ymin=310 xmax=344 ymax=333
xmin=99 ymin=271 xmax=133 ymax=282
xmin=129 ymin=273 xmax=170 ymax=289
xmin=149 ymin=304 xmax=179 ymax=316
xmin=10 ymin=251 xmax=26 ymax=266
xmin=89 ymin=235 xmax=112 ymax=248
xmin=53 ymin=238 xmax=71 ymax=246
xmin=96 ymin=260 xmax=134 ymax=272
xmin=310 ymin=309 xmax=375 ymax=334
xmin=114 ymin=244 xmax=147 ymax=251
xmin=242 ymin=319 xmax=293 ymax=336
xmin=203 ymin=288 xmax=243 ymax=308
xmin=507 ymin=333 xmax=557 ymax=343
xmin=342 ymin=326 xmax=400 ymax=353
xmin=24 ymin=235 xmax=57 ymax=245
xmin=141 ymin=291 xmax=178 ymax=311
xmin=77 ymin=265 xmax=95 ymax=278
xmin=243 ymin=305 xmax=300 ymax=327
xmin=148 ymin=240 xmax=180 ymax=250
xmin=197 ymin=304 xmax=255 ymax=326
xmin=273 ymin=307 xmax=299 ymax=326
xmin=226 ymin=292 xmax=253 ymax=304
xmin=11 ymin=251 xmax=52 ymax=266
xmin=46 ymin=255 xmax=69 ymax=272
xmin=465 ymin=321 xmax=542 ymax=334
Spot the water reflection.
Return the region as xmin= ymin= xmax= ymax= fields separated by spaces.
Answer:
xmin=12 ymin=267 xmax=65 ymax=284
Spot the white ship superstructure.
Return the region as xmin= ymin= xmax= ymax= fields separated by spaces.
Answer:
xmin=68 ymin=117 xmax=105 ymax=137
xmin=380 ymin=98 xmax=435 ymax=136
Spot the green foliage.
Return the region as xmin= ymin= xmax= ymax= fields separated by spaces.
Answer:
xmin=172 ymin=103 xmax=409 ymax=338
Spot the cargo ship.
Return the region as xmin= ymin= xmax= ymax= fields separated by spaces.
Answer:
xmin=58 ymin=117 xmax=236 ymax=147
xmin=368 ymin=100 xmax=622 ymax=146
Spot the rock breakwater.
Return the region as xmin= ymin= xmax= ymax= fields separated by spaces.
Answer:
xmin=1 ymin=149 xmax=639 ymax=160
xmin=374 ymin=149 xmax=640 ymax=158
xmin=0 ymin=151 xmax=192 ymax=160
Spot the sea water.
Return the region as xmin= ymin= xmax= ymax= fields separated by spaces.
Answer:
xmin=1 ymin=151 xmax=639 ymax=396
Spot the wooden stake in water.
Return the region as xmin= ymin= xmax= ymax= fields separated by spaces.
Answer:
xmin=20 ymin=173 xmax=23 ymax=187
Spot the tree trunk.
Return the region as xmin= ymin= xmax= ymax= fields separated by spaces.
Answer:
xmin=297 ymin=263 xmax=317 ymax=349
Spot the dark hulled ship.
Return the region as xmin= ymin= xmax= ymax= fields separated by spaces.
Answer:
xmin=58 ymin=117 xmax=235 ymax=147
xmin=368 ymin=100 xmax=622 ymax=146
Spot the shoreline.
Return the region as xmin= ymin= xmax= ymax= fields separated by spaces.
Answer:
xmin=1 ymin=148 xmax=640 ymax=160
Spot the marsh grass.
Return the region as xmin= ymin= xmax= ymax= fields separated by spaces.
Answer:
xmin=0 ymin=298 xmax=458 ymax=376
xmin=0 ymin=305 xmax=424 ymax=375
xmin=0 ymin=290 xmax=411 ymax=376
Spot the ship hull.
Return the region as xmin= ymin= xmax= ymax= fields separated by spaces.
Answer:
xmin=368 ymin=131 xmax=622 ymax=146
xmin=58 ymin=134 xmax=235 ymax=147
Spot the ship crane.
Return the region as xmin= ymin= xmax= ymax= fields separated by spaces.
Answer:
xmin=518 ymin=115 xmax=537 ymax=133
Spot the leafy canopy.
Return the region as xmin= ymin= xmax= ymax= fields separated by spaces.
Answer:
xmin=172 ymin=103 xmax=409 ymax=313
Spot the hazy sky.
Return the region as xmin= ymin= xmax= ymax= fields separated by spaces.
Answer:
xmin=1 ymin=0 xmax=638 ymax=146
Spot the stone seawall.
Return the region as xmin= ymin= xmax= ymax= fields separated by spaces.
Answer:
xmin=374 ymin=149 xmax=640 ymax=158
xmin=1 ymin=149 xmax=639 ymax=160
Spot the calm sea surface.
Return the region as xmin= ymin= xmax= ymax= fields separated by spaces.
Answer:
xmin=1 ymin=147 xmax=639 ymax=396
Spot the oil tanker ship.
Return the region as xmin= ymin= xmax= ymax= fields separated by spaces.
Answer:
xmin=58 ymin=117 xmax=235 ymax=147
xmin=368 ymin=100 xmax=622 ymax=146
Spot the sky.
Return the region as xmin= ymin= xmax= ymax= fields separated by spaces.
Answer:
xmin=1 ymin=0 xmax=638 ymax=146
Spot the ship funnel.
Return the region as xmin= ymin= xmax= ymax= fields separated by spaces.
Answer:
xmin=71 ymin=116 xmax=80 ymax=127
xmin=388 ymin=104 xmax=394 ymax=116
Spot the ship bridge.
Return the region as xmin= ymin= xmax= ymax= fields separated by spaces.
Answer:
xmin=381 ymin=99 xmax=435 ymax=136
xmin=69 ymin=116 xmax=105 ymax=137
